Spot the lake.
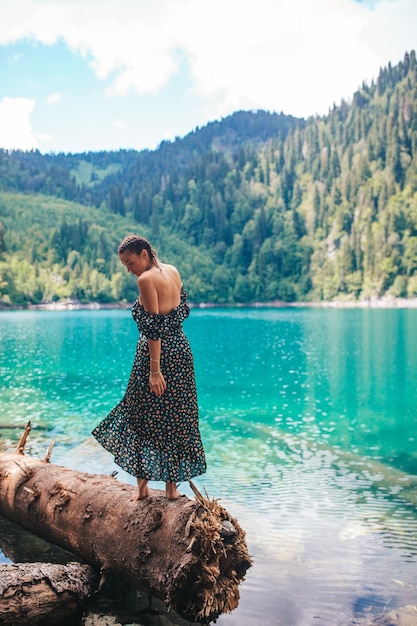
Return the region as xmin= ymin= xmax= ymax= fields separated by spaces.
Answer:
xmin=0 ymin=306 xmax=416 ymax=625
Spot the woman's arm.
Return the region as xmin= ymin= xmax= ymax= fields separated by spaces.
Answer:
xmin=138 ymin=274 xmax=167 ymax=397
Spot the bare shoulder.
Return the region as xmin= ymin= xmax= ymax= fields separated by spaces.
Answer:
xmin=137 ymin=270 xmax=153 ymax=287
xmin=137 ymin=268 xmax=160 ymax=297
xmin=138 ymin=270 xmax=159 ymax=312
xmin=162 ymin=263 xmax=181 ymax=278
xmin=160 ymin=263 xmax=182 ymax=286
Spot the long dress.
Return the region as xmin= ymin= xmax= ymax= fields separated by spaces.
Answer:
xmin=92 ymin=288 xmax=206 ymax=483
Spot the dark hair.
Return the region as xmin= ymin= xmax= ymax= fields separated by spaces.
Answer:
xmin=118 ymin=235 xmax=159 ymax=265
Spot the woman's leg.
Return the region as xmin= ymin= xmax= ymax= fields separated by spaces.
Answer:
xmin=135 ymin=478 xmax=150 ymax=500
xmin=165 ymin=482 xmax=180 ymax=500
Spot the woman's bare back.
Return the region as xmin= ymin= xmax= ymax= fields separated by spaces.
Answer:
xmin=138 ymin=263 xmax=182 ymax=314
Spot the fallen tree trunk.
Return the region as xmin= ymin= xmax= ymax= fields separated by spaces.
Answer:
xmin=0 ymin=562 xmax=98 ymax=626
xmin=0 ymin=515 xmax=78 ymax=564
xmin=0 ymin=444 xmax=251 ymax=623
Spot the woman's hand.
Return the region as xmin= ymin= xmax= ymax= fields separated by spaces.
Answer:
xmin=149 ymin=371 xmax=167 ymax=396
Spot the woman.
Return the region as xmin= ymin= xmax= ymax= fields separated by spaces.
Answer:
xmin=92 ymin=235 xmax=206 ymax=500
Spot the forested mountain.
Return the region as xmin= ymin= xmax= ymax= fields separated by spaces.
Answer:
xmin=0 ymin=110 xmax=300 ymax=207
xmin=1 ymin=52 xmax=417 ymax=306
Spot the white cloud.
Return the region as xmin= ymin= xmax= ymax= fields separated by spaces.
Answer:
xmin=0 ymin=0 xmax=416 ymax=122
xmin=112 ymin=119 xmax=126 ymax=129
xmin=35 ymin=131 xmax=55 ymax=143
xmin=173 ymin=0 xmax=417 ymax=117
xmin=172 ymin=0 xmax=371 ymax=116
xmin=46 ymin=92 xmax=61 ymax=105
xmin=0 ymin=0 xmax=183 ymax=94
xmin=359 ymin=0 xmax=417 ymax=63
xmin=0 ymin=97 xmax=37 ymax=150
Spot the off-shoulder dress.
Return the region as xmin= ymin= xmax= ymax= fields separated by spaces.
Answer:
xmin=92 ymin=288 xmax=206 ymax=483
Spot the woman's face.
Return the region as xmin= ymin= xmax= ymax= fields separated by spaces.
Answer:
xmin=119 ymin=249 xmax=149 ymax=276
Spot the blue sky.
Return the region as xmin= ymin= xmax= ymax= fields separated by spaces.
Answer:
xmin=0 ymin=0 xmax=416 ymax=155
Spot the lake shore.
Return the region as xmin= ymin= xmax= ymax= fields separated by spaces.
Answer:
xmin=1 ymin=295 xmax=417 ymax=311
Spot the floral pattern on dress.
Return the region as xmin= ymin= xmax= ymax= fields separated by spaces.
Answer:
xmin=92 ymin=288 xmax=206 ymax=482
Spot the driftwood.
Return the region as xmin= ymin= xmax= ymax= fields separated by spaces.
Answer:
xmin=0 ymin=426 xmax=252 ymax=623
xmin=0 ymin=562 xmax=98 ymax=626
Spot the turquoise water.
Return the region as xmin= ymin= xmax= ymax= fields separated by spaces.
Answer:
xmin=1 ymin=307 xmax=417 ymax=625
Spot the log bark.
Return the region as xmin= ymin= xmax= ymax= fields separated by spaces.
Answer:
xmin=0 ymin=514 xmax=78 ymax=564
xmin=0 ymin=450 xmax=251 ymax=623
xmin=0 ymin=561 xmax=98 ymax=626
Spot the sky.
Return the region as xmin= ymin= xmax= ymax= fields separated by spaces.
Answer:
xmin=0 ymin=0 xmax=416 ymax=155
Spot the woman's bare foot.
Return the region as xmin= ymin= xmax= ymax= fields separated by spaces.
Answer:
xmin=135 ymin=478 xmax=150 ymax=500
xmin=166 ymin=482 xmax=180 ymax=500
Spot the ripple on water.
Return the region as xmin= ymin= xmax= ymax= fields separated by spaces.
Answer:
xmin=195 ymin=419 xmax=417 ymax=626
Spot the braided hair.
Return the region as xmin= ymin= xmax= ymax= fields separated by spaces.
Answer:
xmin=118 ymin=235 xmax=159 ymax=266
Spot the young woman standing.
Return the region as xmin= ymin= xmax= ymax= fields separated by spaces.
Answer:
xmin=92 ymin=235 xmax=206 ymax=500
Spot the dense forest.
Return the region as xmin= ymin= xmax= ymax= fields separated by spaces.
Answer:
xmin=1 ymin=52 xmax=417 ymax=306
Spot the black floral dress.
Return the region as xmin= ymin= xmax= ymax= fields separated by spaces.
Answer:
xmin=92 ymin=288 xmax=206 ymax=483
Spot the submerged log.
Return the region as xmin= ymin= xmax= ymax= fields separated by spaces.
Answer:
xmin=0 ymin=561 xmax=98 ymax=626
xmin=0 ymin=448 xmax=252 ymax=623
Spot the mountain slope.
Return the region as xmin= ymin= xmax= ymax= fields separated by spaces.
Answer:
xmin=1 ymin=52 xmax=417 ymax=306
xmin=0 ymin=110 xmax=302 ymax=204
